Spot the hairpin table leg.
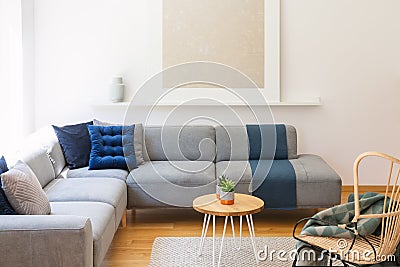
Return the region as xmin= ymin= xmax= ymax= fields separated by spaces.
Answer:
xmin=217 ymin=216 xmax=229 ymax=267
xmin=230 ymin=216 xmax=242 ymax=250
xmin=212 ymin=215 xmax=216 ymax=267
xmin=246 ymin=214 xmax=259 ymax=263
xmin=198 ymin=214 xmax=210 ymax=256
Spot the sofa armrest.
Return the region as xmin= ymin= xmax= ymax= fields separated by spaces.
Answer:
xmin=292 ymin=154 xmax=342 ymax=208
xmin=0 ymin=215 xmax=93 ymax=267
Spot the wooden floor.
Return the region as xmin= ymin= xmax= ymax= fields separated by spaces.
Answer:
xmin=102 ymin=189 xmax=376 ymax=267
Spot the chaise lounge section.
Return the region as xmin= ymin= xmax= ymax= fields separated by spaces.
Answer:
xmin=215 ymin=125 xmax=342 ymax=209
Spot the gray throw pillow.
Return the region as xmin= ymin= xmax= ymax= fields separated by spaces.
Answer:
xmin=93 ymin=119 xmax=144 ymax=165
xmin=1 ymin=161 xmax=51 ymax=215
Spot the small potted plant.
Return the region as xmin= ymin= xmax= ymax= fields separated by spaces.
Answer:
xmin=216 ymin=175 xmax=227 ymax=199
xmin=220 ymin=177 xmax=235 ymax=205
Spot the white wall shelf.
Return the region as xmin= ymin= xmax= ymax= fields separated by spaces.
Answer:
xmin=91 ymin=98 xmax=321 ymax=108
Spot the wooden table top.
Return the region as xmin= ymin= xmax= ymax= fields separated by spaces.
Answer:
xmin=193 ymin=193 xmax=264 ymax=217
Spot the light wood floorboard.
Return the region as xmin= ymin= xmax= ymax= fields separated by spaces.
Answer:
xmin=102 ymin=189 xmax=383 ymax=266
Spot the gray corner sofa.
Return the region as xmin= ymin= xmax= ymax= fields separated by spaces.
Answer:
xmin=0 ymin=124 xmax=341 ymax=267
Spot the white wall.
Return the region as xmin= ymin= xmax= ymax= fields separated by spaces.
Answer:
xmin=0 ymin=0 xmax=23 ymax=154
xmin=22 ymin=0 xmax=35 ymax=135
xmin=34 ymin=0 xmax=154 ymax=124
xmin=33 ymin=0 xmax=400 ymax=185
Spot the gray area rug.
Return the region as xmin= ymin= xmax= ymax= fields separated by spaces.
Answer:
xmin=149 ymin=237 xmax=342 ymax=266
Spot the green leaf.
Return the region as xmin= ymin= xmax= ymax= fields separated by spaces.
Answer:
xmin=220 ymin=177 xmax=235 ymax=192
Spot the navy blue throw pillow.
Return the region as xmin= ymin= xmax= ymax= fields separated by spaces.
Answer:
xmin=0 ymin=156 xmax=17 ymax=215
xmin=88 ymin=125 xmax=137 ymax=170
xmin=53 ymin=121 xmax=93 ymax=169
xmin=0 ymin=156 xmax=8 ymax=173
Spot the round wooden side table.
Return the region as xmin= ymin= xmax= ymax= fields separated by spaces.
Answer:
xmin=193 ymin=193 xmax=264 ymax=267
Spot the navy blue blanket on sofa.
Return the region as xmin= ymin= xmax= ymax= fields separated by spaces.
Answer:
xmin=247 ymin=124 xmax=297 ymax=209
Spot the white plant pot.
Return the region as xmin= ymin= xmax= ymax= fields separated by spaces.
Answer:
xmin=220 ymin=191 xmax=235 ymax=205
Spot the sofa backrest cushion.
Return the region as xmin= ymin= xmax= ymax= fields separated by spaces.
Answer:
xmin=215 ymin=124 xmax=297 ymax=162
xmin=33 ymin=126 xmax=66 ymax=177
xmin=143 ymin=126 xmax=216 ymax=161
xmin=215 ymin=125 xmax=249 ymax=162
xmin=15 ymin=127 xmax=66 ymax=186
xmin=19 ymin=145 xmax=56 ymax=188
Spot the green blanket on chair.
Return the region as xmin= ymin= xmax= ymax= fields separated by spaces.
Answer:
xmin=298 ymin=192 xmax=400 ymax=266
xmin=301 ymin=192 xmax=386 ymax=238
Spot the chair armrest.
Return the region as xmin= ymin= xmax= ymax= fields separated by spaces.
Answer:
xmin=0 ymin=215 xmax=93 ymax=267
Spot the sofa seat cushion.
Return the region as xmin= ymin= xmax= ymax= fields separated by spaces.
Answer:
xmin=66 ymin=166 xmax=129 ymax=181
xmin=50 ymin=201 xmax=115 ymax=267
xmin=44 ymin=178 xmax=127 ymax=229
xmin=126 ymin=161 xmax=215 ymax=208
xmin=45 ymin=178 xmax=125 ymax=207
xmin=215 ymin=161 xmax=253 ymax=194
xmin=217 ymin=159 xmax=297 ymax=209
xmin=216 ymin=155 xmax=342 ymax=209
xmin=127 ymin=161 xmax=215 ymax=186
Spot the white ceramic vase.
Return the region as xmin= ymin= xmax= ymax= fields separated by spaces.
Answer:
xmin=110 ymin=77 xmax=125 ymax=103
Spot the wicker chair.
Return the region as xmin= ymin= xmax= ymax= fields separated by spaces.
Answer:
xmin=293 ymin=152 xmax=400 ymax=266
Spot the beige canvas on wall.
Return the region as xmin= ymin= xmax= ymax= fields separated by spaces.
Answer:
xmin=163 ymin=0 xmax=264 ymax=88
